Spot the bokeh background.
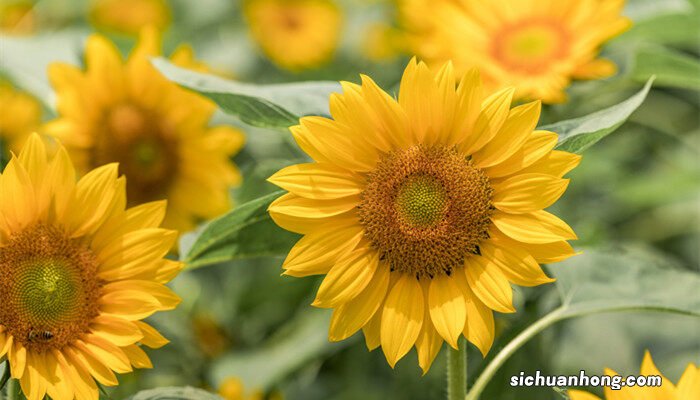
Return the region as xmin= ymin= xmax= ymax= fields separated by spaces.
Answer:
xmin=0 ymin=0 xmax=698 ymax=399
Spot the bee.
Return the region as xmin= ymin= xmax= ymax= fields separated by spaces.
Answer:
xmin=27 ymin=330 xmax=54 ymax=343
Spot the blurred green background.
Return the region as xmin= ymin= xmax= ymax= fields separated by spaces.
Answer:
xmin=0 ymin=0 xmax=698 ymax=399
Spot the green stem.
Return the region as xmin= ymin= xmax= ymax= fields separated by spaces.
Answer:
xmin=447 ymin=336 xmax=467 ymax=400
xmin=465 ymin=308 xmax=565 ymax=400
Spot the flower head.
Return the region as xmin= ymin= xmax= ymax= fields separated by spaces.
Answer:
xmin=569 ymin=351 xmax=700 ymax=400
xmin=399 ymin=0 xmax=631 ymax=103
xmin=268 ymin=59 xmax=579 ymax=372
xmin=0 ymin=134 xmax=182 ymax=400
xmin=244 ymin=0 xmax=342 ymax=71
xmin=44 ymin=28 xmax=244 ymax=235
xmin=0 ymin=81 xmax=42 ymax=156
xmin=89 ymin=0 xmax=171 ymax=35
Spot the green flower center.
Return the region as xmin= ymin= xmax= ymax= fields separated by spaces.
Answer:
xmin=395 ymin=174 xmax=448 ymax=227
xmin=0 ymin=224 xmax=102 ymax=351
xmin=15 ymin=257 xmax=82 ymax=326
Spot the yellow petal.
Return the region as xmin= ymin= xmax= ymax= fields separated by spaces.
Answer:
xmin=465 ymin=256 xmax=515 ymax=313
xmin=122 ymin=345 xmax=153 ymax=369
xmin=450 ymin=68 xmax=483 ymax=147
xmin=518 ymin=240 xmax=578 ymax=264
xmin=676 ymin=363 xmax=700 ymax=400
xmin=458 ymin=87 xmax=515 ymax=155
xmin=429 ymin=274 xmax=467 ymax=349
xmin=313 ymin=246 xmax=380 ymax=308
xmin=362 ymin=309 xmax=382 ymax=351
xmin=92 ymin=200 xmax=168 ymax=251
xmin=491 ymin=210 xmax=577 ymax=244
xmin=572 ymin=58 xmax=617 ymax=80
xmin=0 ymin=158 xmax=37 ymax=231
xmin=134 ymin=321 xmax=169 ymax=349
xmin=90 ymin=315 xmax=144 ymax=347
xmin=520 ymin=150 xmax=582 ymax=177
xmin=462 ymin=285 xmax=495 ymax=357
xmin=99 ymin=290 xmax=163 ymax=320
xmin=9 ymin=340 xmax=26 ymax=379
xmin=567 ymin=390 xmax=602 ymax=400
xmin=63 ymin=345 xmax=118 ymax=386
xmin=97 ymin=228 xmax=177 ymax=281
xmin=380 ymin=273 xmax=424 ymax=367
xmin=484 ymin=130 xmax=558 ymax=178
xmin=268 ymin=162 xmax=364 ymax=200
xmin=268 ymin=192 xmax=358 ymax=234
xmin=102 ymin=280 xmax=180 ymax=309
xmin=294 ymin=116 xmax=379 ymax=172
xmin=481 ymin=238 xmax=554 ymax=286
xmin=329 ymin=262 xmax=390 ymax=341
xmin=491 ymin=173 xmax=569 ymax=213
xmin=639 ymin=351 xmax=676 ymax=397
xmin=64 ymin=163 xmax=120 ymax=238
xmin=81 ymin=336 xmax=133 ymax=374
xmin=473 ymin=100 xmax=541 ymax=168
xmin=416 ymin=280 xmax=444 ymax=374
xmin=283 ymin=222 xmax=364 ymax=277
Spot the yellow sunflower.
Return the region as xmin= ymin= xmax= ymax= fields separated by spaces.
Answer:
xmin=0 ymin=81 xmax=42 ymax=156
xmin=0 ymin=134 xmax=181 ymax=400
xmin=44 ymin=28 xmax=244 ymax=235
xmin=0 ymin=0 xmax=35 ymax=35
xmin=569 ymin=351 xmax=700 ymax=400
xmin=88 ymin=0 xmax=171 ymax=36
xmin=398 ymin=0 xmax=631 ymax=103
xmin=268 ymin=59 xmax=579 ymax=372
xmin=243 ymin=0 xmax=342 ymax=71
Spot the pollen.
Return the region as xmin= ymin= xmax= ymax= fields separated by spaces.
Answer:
xmin=358 ymin=146 xmax=494 ymax=280
xmin=0 ymin=224 xmax=102 ymax=351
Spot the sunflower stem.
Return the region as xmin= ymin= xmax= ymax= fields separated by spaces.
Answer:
xmin=447 ymin=337 xmax=467 ymax=400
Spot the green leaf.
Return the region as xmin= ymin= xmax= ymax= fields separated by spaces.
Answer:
xmin=125 ymin=387 xmax=223 ymax=400
xmin=621 ymin=13 xmax=700 ymax=48
xmin=151 ymin=58 xmax=340 ymax=129
xmin=548 ymin=246 xmax=700 ymax=318
xmin=466 ymin=246 xmax=700 ymax=400
xmin=632 ymin=46 xmax=700 ymax=90
xmin=209 ymin=308 xmax=341 ymax=390
xmin=542 ymin=77 xmax=654 ymax=153
xmin=180 ymin=191 xmax=299 ymax=269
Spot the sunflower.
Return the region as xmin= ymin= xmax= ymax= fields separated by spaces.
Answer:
xmin=0 ymin=81 xmax=42 ymax=156
xmin=88 ymin=0 xmax=171 ymax=36
xmin=0 ymin=134 xmax=181 ymax=400
xmin=398 ymin=0 xmax=631 ymax=103
xmin=569 ymin=351 xmax=700 ymax=400
xmin=0 ymin=0 xmax=35 ymax=35
xmin=243 ymin=0 xmax=342 ymax=71
xmin=44 ymin=28 xmax=244 ymax=235
xmin=268 ymin=59 xmax=579 ymax=372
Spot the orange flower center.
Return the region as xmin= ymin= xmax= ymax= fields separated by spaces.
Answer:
xmin=358 ymin=146 xmax=493 ymax=280
xmin=492 ymin=19 xmax=570 ymax=74
xmin=93 ymin=103 xmax=179 ymax=205
xmin=0 ymin=225 xmax=102 ymax=351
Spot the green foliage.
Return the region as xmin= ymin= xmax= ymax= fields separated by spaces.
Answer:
xmin=543 ymin=78 xmax=654 ymax=153
xmin=125 ymin=387 xmax=224 ymax=400
xmin=547 ymin=246 xmax=700 ymax=318
xmin=209 ymin=308 xmax=340 ymax=391
xmin=180 ymin=191 xmax=300 ymax=269
xmin=632 ymin=47 xmax=700 ymax=90
xmin=152 ymin=58 xmax=340 ymax=129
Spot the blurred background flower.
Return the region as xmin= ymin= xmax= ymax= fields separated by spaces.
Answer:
xmin=0 ymin=81 xmax=42 ymax=157
xmin=89 ymin=0 xmax=171 ymax=35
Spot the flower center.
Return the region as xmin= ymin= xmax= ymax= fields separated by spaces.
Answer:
xmin=93 ymin=103 xmax=179 ymax=205
xmin=492 ymin=19 xmax=569 ymax=74
xmin=0 ymin=225 xmax=102 ymax=351
xmin=358 ymin=146 xmax=493 ymax=280
xmin=395 ymin=174 xmax=447 ymax=227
